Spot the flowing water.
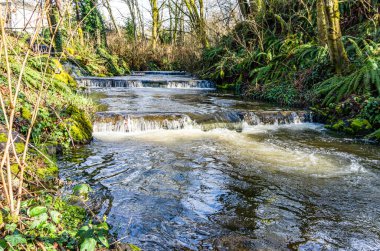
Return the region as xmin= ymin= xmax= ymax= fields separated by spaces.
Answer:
xmin=59 ymin=73 xmax=380 ymax=250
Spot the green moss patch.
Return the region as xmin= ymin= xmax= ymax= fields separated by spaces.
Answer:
xmin=0 ymin=133 xmax=7 ymax=143
xmin=350 ymin=119 xmax=372 ymax=133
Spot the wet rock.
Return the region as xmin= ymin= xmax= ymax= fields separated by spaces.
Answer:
xmin=210 ymin=235 xmax=257 ymax=251
xmin=111 ymin=243 xmax=141 ymax=251
xmin=349 ymin=118 xmax=372 ymax=133
xmin=329 ymin=118 xmax=373 ymax=136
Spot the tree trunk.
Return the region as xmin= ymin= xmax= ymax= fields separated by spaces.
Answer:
xmin=198 ymin=0 xmax=209 ymax=48
xmin=103 ymin=0 xmax=122 ymax=37
xmin=125 ymin=0 xmax=137 ymax=41
xmin=320 ymin=0 xmax=349 ymax=74
xmin=237 ymin=0 xmax=250 ymax=19
xmin=249 ymin=0 xmax=264 ymax=16
xmin=183 ymin=0 xmax=209 ymax=48
xmin=48 ymin=0 xmax=63 ymax=53
xmin=150 ymin=0 xmax=159 ymax=49
xmin=316 ymin=0 xmax=328 ymax=45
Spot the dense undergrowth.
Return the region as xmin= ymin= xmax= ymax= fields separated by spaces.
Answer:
xmin=198 ymin=2 xmax=380 ymax=142
xmin=0 ymin=34 xmax=127 ymax=250
xmin=107 ymin=33 xmax=201 ymax=72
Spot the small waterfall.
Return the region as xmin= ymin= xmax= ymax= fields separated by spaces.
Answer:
xmin=77 ymin=78 xmax=215 ymax=89
xmin=75 ymin=71 xmax=216 ymax=89
xmin=132 ymin=71 xmax=190 ymax=76
xmin=93 ymin=111 xmax=312 ymax=134
xmin=167 ymin=80 xmax=215 ymax=89
xmin=94 ymin=114 xmax=195 ymax=133
xmin=243 ymin=111 xmax=308 ymax=125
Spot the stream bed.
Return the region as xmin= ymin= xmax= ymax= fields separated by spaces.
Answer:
xmin=59 ymin=73 xmax=380 ymax=250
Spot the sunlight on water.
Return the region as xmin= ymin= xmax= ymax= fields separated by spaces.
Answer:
xmin=61 ymin=82 xmax=380 ymax=250
xmin=93 ymin=125 xmax=364 ymax=177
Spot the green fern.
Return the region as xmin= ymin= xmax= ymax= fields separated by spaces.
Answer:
xmin=316 ymin=56 xmax=380 ymax=105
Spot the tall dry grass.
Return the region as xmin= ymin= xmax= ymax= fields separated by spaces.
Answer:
xmin=106 ymin=32 xmax=202 ymax=72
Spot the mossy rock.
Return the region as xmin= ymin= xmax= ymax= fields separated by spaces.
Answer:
xmin=64 ymin=106 xmax=92 ymax=144
xmin=51 ymin=58 xmax=77 ymax=88
xmin=53 ymin=71 xmax=77 ymax=88
xmin=37 ymin=164 xmax=59 ymax=179
xmin=328 ymin=118 xmax=373 ymax=136
xmin=349 ymin=119 xmax=372 ymax=134
xmin=331 ymin=120 xmax=345 ymax=131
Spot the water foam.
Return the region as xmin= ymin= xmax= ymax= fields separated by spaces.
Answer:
xmin=93 ymin=111 xmax=312 ymax=134
xmin=93 ymin=128 xmax=364 ymax=177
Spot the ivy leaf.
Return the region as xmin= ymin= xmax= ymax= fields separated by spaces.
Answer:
xmin=0 ymin=239 xmax=7 ymax=251
xmin=73 ymin=184 xmax=92 ymax=200
xmin=28 ymin=206 xmax=47 ymax=217
xmin=77 ymin=225 xmax=93 ymax=240
xmin=30 ymin=213 xmax=48 ymax=229
xmin=20 ymin=199 xmax=33 ymax=209
xmin=97 ymin=235 xmax=109 ymax=248
xmin=128 ymin=244 xmax=142 ymax=251
xmin=5 ymin=223 xmax=17 ymax=232
xmin=96 ymin=222 xmax=109 ymax=230
xmin=46 ymin=223 xmax=57 ymax=234
xmin=49 ymin=210 xmax=62 ymax=224
xmin=80 ymin=237 xmax=96 ymax=251
xmin=4 ymin=234 xmax=27 ymax=247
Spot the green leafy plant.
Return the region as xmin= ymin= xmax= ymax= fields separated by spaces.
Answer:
xmin=77 ymin=222 xmax=110 ymax=251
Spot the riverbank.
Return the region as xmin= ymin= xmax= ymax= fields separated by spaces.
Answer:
xmin=197 ymin=21 xmax=380 ymax=143
xmin=0 ymin=35 xmax=119 ymax=250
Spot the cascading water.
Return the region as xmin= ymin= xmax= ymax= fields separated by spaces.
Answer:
xmin=93 ymin=111 xmax=310 ymax=134
xmin=93 ymin=114 xmax=196 ymax=133
xmin=76 ymin=72 xmax=215 ymax=89
xmin=59 ymin=72 xmax=380 ymax=250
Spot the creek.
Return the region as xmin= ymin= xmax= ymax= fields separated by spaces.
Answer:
xmin=59 ymin=72 xmax=380 ymax=250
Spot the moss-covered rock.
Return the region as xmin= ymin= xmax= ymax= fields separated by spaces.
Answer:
xmin=52 ymin=59 xmax=77 ymax=88
xmin=64 ymin=105 xmax=93 ymax=144
xmin=36 ymin=164 xmax=59 ymax=179
xmin=349 ymin=118 xmax=372 ymax=134
xmin=331 ymin=120 xmax=345 ymax=131
xmin=327 ymin=118 xmax=373 ymax=136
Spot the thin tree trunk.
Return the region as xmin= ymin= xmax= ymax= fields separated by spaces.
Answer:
xmin=48 ymin=0 xmax=63 ymax=52
xmin=125 ymin=0 xmax=137 ymax=41
xmin=103 ymin=0 xmax=122 ymax=37
xmin=172 ymin=0 xmax=180 ymax=45
xmin=135 ymin=0 xmax=145 ymax=39
xmin=150 ymin=0 xmax=159 ymax=49
xmin=183 ymin=0 xmax=209 ymax=48
xmin=249 ymin=0 xmax=264 ymax=16
xmin=316 ymin=0 xmax=328 ymax=45
xmin=199 ymin=0 xmax=209 ymax=48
